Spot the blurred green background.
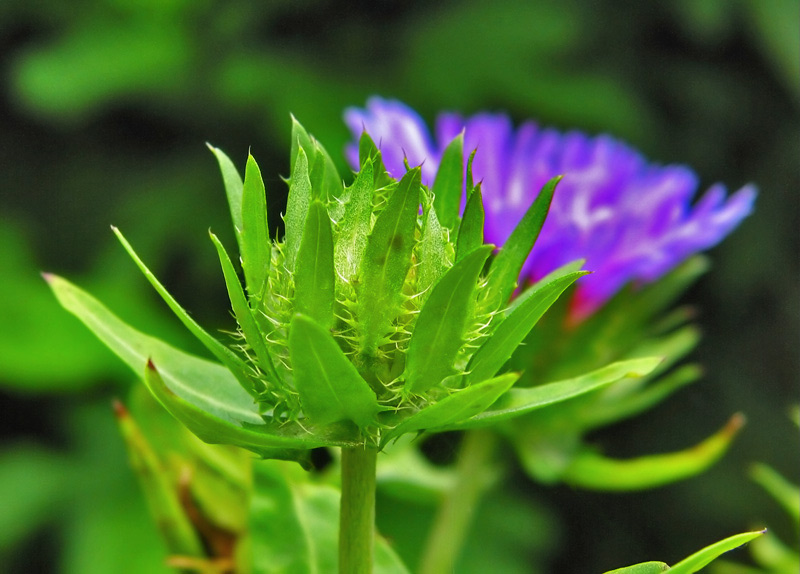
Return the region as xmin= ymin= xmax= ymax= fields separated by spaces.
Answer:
xmin=0 ymin=0 xmax=797 ymax=572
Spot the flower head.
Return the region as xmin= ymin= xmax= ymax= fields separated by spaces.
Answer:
xmin=345 ymin=97 xmax=756 ymax=318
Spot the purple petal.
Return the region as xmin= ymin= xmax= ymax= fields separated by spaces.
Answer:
xmin=343 ymin=98 xmax=756 ymax=318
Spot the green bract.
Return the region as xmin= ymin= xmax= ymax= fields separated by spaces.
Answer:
xmin=47 ymin=118 xmax=641 ymax=467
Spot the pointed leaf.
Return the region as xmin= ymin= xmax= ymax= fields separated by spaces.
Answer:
xmin=455 ymin=183 xmax=484 ymax=262
xmin=294 ymin=201 xmax=335 ymax=329
xmin=432 ymin=132 xmax=464 ymax=232
xmin=357 ymin=168 xmax=421 ymax=355
xmin=451 ymin=357 xmax=662 ymax=430
xmin=416 ymin=203 xmax=450 ymax=298
xmin=46 ymin=274 xmax=337 ymax=459
xmin=241 ymin=154 xmax=271 ymax=303
xmin=210 ymin=231 xmax=281 ymax=387
xmin=334 ymin=159 xmax=374 ymax=282
xmin=563 ymin=413 xmax=745 ymax=490
xmin=484 ymin=176 xmax=560 ymax=309
xmin=358 ymin=132 xmax=394 ymax=191
xmin=207 ymin=144 xmax=244 ymax=252
xmin=750 ymin=464 xmax=800 ymax=524
xmin=285 ymin=146 xmax=313 ymax=271
xmin=404 ymin=245 xmax=493 ymax=394
xmin=668 ymin=531 xmax=765 ymax=574
xmin=603 ymin=563 xmax=669 ymax=574
xmin=109 ymin=228 xmax=258 ymax=397
xmin=384 ymin=374 xmax=518 ymax=445
xmin=291 ymin=115 xmax=343 ymax=204
xmin=113 ymin=400 xmax=205 ymax=558
xmin=143 ymin=360 xmax=316 ymax=467
xmin=466 ymin=268 xmax=587 ymax=385
xmin=289 ymin=314 xmax=381 ymax=428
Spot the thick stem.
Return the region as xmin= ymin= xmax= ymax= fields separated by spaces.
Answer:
xmin=418 ymin=429 xmax=498 ymax=574
xmin=339 ymin=446 xmax=378 ymax=574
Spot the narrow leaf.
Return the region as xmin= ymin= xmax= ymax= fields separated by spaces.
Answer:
xmin=289 ymin=314 xmax=381 ymax=428
xmin=416 ymin=204 xmax=450 ymax=298
xmin=209 ymin=231 xmax=281 ymax=388
xmin=144 ymin=360 xmax=318 ymax=465
xmin=357 ymin=168 xmax=421 ymax=355
xmin=241 ymin=154 xmax=271 ymax=304
xmin=108 ymin=229 xmax=258 ymax=397
xmin=46 ymin=274 xmax=333 ymax=459
xmin=432 ymin=132 xmax=464 ymax=232
xmin=404 ymin=245 xmax=493 ymax=394
xmin=383 ymin=373 xmax=518 ymax=446
xmin=291 ymin=115 xmax=343 ymax=203
xmin=284 ymin=146 xmax=313 ymax=271
xmin=113 ymin=400 xmax=205 ymax=558
xmin=466 ymin=269 xmax=587 ymax=385
xmin=563 ymin=413 xmax=745 ymax=490
xmin=207 ymin=144 xmax=244 ymax=252
xmin=484 ymin=175 xmax=560 ymax=309
xmin=455 ymin=183 xmax=484 ymax=262
xmin=603 ymin=562 xmax=669 ymax=574
xmin=668 ymin=531 xmax=765 ymax=574
xmin=750 ymin=463 xmax=800 ymax=524
xmin=451 ymin=357 xmax=662 ymax=430
xmin=358 ymin=132 xmax=394 ymax=191
xmin=334 ymin=159 xmax=374 ymax=282
xmin=293 ymin=201 xmax=335 ymax=329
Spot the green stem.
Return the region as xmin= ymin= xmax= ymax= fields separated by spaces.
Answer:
xmin=340 ymin=446 xmax=378 ymax=574
xmin=418 ymin=429 xmax=498 ymax=574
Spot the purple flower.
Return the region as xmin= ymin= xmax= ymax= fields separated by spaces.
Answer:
xmin=344 ymin=97 xmax=756 ymax=319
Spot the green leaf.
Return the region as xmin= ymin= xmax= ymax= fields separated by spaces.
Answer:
xmin=383 ymin=373 xmax=518 ymax=445
xmin=108 ymin=228 xmax=259 ymax=397
xmin=290 ymin=115 xmax=343 ymax=204
xmin=455 ymin=183 xmax=484 ymax=262
xmin=668 ymin=530 xmax=765 ymax=574
xmin=416 ymin=203 xmax=450 ymax=298
xmin=483 ymin=176 xmax=560 ymax=309
xmin=112 ymin=400 xmax=205 ymax=558
xmin=357 ymin=132 xmax=394 ymax=191
xmin=451 ymin=357 xmax=662 ymax=430
xmin=750 ymin=463 xmax=800 ymax=524
xmin=334 ymin=158 xmax=375 ymax=282
xmin=289 ymin=314 xmax=381 ymax=429
xmin=581 ymin=363 xmax=701 ymax=430
xmin=357 ymin=167 xmax=421 ymax=356
xmin=294 ymin=201 xmax=335 ymax=330
xmin=207 ymin=144 xmax=244 ymax=253
xmin=602 ymin=562 xmax=670 ymax=573
xmin=465 ymin=268 xmax=587 ymax=386
xmin=285 ymin=146 xmax=313 ymax=272
xmin=432 ymin=133 xmax=464 ymax=232
xmin=241 ymin=154 xmax=271 ymax=304
xmin=562 ymin=413 xmax=745 ymax=490
xmin=404 ymin=245 xmax=493 ymax=394
xmin=250 ymin=461 xmax=410 ymax=574
xmin=143 ymin=360 xmax=321 ymax=465
xmin=47 ymin=273 xmax=346 ymax=459
xmin=209 ymin=231 xmax=280 ymax=388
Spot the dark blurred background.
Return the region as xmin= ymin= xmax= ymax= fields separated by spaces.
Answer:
xmin=0 ymin=1 xmax=797 ymax=573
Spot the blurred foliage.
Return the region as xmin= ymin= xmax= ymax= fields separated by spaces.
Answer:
xmin=0 ymin=0 xmax=797 ymax=572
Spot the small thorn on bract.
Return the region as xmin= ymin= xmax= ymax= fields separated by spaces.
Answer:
xmin=41 ymin=272 xmax=53 ymax=283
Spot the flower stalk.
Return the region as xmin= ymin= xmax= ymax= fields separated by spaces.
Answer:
xmin=340 ymin=446 xmax=378 ymax=574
